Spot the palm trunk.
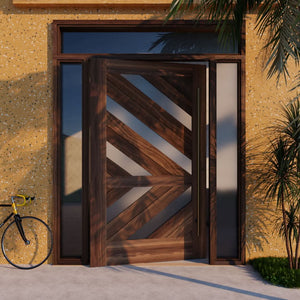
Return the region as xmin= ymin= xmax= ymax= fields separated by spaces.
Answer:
xmin=295 ymin=161 xmax=300 ymax=270
xmin=294 ymin=155 xmax=300 ymax=269
xmin=281 ymin=193 xmax=293 ymax=269
xmin=295 ymin=222 xmax=300 ymax=269
xmin=289 ymin=230 xmax=294 ymax=269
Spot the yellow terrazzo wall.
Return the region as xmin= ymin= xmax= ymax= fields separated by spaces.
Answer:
xmin=0 ymin=0 xmax=298 ymax=264
xmin=245 ymin=14 xmax=299 ymax=260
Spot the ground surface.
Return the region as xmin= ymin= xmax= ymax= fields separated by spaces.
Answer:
xmin=0 ymin=260 xmax=299 ymax=299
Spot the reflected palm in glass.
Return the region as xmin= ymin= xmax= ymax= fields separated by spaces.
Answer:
xmin=149 ymin=32 xmax=237 ymax=54
xmin=62 ymin=32 xmax=237 ymax=54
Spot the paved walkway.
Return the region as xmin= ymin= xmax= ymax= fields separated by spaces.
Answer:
xmin=0 ymin=261 xmax=299 ymax=300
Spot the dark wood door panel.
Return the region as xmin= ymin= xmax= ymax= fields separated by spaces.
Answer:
xmin=107 ymin=112 xmax=189 ymax=176
xmin=107 ymin=239 xmax=193 ymax=265
xmin=107 ymin=185 xmax=190 ymax=242
xmin=107 ymin=185 xmax=171 ymax=241
xmin=107 ymin=73 xmax=192 ymax=158
xmin=89 ymin=58 xmax=206 ymax=266
xmin=142 ymin=74 xmax=193 ymax=114
xmin=107 ymin=187 xmax=132 ymax=207
xmin=106 ymin=175 xmax=192 ymax=187
xmin=107 ymin=158 xmax=131 ymax=177
xmin=160 ymin=74 xmax=194 ymax=107
xmin=149 ymin=202 xmax=193 ymax=239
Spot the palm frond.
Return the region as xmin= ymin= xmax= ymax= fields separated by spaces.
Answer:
xmin=256 ymin=136 xmax=297 ymax=206
xmin=166 ymin=0 xmax=199 ymax=20
xmin=167 ymin=0 xmax=300 ymax=81
xmin=167 ymin=1 xmax=262 ymax=48
xmin=291 ymin=71 xmax=300 ymax=91
xmin=278 ymin=97 xmax=300 ymax=148
xmin=256 ymin=0 xmax=300 ymax=81
xmin=275 ymin=203 xmax=299 ymax=241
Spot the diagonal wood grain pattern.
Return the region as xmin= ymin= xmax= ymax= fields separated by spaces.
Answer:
xmin=107 ymin=112 xmax=189 ymax=176
xmin=107 ymin=72 xmax=192 ymax=158
xmin=142 ymin=74 xmax=192 ymax=115
xmin=102 ymin=61 xmax=203 ymax=265
xmin=107 ymin=185 xmax=190 ymax=241
xmin=106 ymin=68 xmax=194 ymax=242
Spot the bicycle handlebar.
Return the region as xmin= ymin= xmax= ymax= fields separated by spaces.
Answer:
xmin=14 ymin=195 xmax=35 ymax=207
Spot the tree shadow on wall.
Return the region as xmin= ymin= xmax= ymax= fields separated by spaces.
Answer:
xmin=245 ymin=137 xmax=276 ymax=256
xmin=0 ymin=71 xmax=53 ymax=263
xmin=0 ymin=70 xmax=52 ymax=196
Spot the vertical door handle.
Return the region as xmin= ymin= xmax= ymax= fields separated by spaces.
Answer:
xmin=197 ymin=87 xmax=200 ymax=237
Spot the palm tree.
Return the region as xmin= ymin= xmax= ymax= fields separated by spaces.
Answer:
xmin=279 ymin=98 xmax=300 ymax=268
xmin=257 ymin=136 xmax=298 ymax=269
xmin=275 ymin=203 xmax=299 ymax=267
xmin=248 ymin=99 xmax=300 ymax=269
xmin=167 ymin=0 xmax=300 ymax=82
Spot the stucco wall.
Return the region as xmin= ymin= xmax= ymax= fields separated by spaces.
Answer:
xmin=0 ymin=0 xmax=299 ymax=264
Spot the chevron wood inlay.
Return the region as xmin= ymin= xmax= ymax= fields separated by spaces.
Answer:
xmin=107 ymin=158 xmax=131 ymax=177
xmin=142 ymin=74 xmax=192 ymax=115
xmin=88 ymin=58 xmax=206 ymax=266
xmin=108 ymin=185 xmax=189 ymax=241
xmin=106 ymin=175 xmax=192 ymax=187
xmin=107 ymin=72 xmax=192 ymax=158
xmin=107 ymin=112 xmax=189 ymax=176
xmin=160 ymin=74 xmax=193 ymax=102
xmin=149 ymin=202 xmax=193 ymax=239
xmin=107 ymin=186 xmax=171 ymax=240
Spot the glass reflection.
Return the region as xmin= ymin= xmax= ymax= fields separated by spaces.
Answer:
xmin=62 ymin=31 xmax=238 ymax=54
xmin=61 ymin=63 xmax=82 ymax=257
xmin=216 ymin=63 xmax=238 ymax=258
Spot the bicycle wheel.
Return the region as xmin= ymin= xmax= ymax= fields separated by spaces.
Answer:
xmin=1 ymin=216 xmax=53 ymax=269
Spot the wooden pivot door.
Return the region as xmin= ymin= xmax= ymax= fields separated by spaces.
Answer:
xmin=88 ymin=58 xmax=206 ymax=266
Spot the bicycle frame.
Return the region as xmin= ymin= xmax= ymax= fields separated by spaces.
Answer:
xmin=0 ymin=210 xmax=14 ymax=229
xmin=0 ymin=196 xmax=31 ymax=244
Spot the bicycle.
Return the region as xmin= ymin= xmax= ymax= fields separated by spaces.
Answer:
xmin=0 ymin=194 xmax=53 ymax=269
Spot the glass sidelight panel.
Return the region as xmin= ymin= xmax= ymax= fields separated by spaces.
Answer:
xmin=216 ymin=63 xmax=238 ymax=258
xmin=61 ymin=63 xmax=83 ymax=257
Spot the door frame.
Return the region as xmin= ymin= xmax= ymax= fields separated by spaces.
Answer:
xmin=52 ymin=20 xmax=246 ymax=266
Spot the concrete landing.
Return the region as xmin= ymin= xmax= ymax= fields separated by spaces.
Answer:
xmin=0 ymin=261 xmax=299 ymax=299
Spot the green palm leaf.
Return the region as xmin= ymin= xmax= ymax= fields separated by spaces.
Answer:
xmin=167 ymin=0 xmax=300 ymax=81
xmin=257 ymin=0 xmax=300 ymax=80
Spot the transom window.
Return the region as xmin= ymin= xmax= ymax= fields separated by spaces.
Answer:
xmin=62 ymin=31 xmax=238 ymax=54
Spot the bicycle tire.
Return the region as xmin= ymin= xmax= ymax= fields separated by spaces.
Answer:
xmin=1 ymin=216 xmax=53 ymax=269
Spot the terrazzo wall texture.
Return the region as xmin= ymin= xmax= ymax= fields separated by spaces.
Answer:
xmin=245 ymin=15 xmax=299 ymax=260
xmin=0 ymin=0 xmax=298 ymax=264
